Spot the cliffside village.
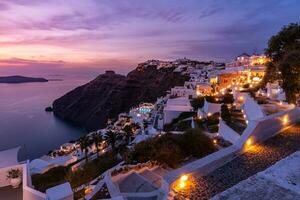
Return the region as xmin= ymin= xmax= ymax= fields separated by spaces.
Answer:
xmin=1 ymin=53 xmax=299 ymax=200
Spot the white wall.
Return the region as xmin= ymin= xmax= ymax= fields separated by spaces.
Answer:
xmin=164 ymin=107 xmax=300 ymax=185
xmin=23 ymin=162 xmax=46 ymax=200
xmin=218 ymin=120 xmax=240 ymax=144
xmin=0 ymin=164 xmax=23 ymax=187
xmin=164 ymin=110 xmax=182 ymax=124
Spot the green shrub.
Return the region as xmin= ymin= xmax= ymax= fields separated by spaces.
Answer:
xmin=32 ymin=166 xmax=68 ymax=192
xmin=67 ymin=151 xmax=120 ymax=188
xmin=222 ymin=93 xmax=234 ymax=104
xmin=221 ymin=104 xmax=231 ymax=122
xmin=32 ymin=151 xmax=121 ymax=192
xmin=131 ymin=129 xmax=216 ymax=168
xmin=191 ymin=97 xmax=204 ymax=110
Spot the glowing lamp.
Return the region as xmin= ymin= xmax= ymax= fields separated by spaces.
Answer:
xmin=213 ymin=139 xmax=217 ymax=144
xmin=207 ymin=112 xmax=212 ymax=117
xmin=179 ymin=182 xmax=186 ymax=189
xmin=246 ymin=138 xmax=252 ymax=146
xmin=85 ymin=188 xmax=92 ymax=195
xmin=282 ymin=115 xmax=288 ymax=125
xmin=180 ymin=175 xmax=188 ymax=182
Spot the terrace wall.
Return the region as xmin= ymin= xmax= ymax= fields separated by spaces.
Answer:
xmin=23 ymin=162 xmax=46 ymax=200
xmin=164 ymin=107 xmax=300 ymax=185
xmin=0 ymin=164 xmax=23 ymax=187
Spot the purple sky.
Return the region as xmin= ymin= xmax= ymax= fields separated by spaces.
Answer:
xmin=0 ymin=0 xmax=299 ymax=75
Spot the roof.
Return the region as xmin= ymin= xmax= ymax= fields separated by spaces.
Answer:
xmin=0 ymin=147 xmax=20 ymax=168
xmin=164 ymin=97 xmax=192 ymax=112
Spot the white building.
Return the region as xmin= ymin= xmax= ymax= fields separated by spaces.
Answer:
xmin=197 ymin=100 xmax=221 ymax=118
xmin=163 ymin=97 xmax=192 ymax=124
xmin=170 ymin=86 xmax=195 ymax=98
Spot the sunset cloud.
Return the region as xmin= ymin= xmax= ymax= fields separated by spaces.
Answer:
xmin=0 ymin=0 xmax=298 ymax=74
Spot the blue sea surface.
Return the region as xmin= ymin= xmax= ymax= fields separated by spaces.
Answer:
xmin=0 ymin=77 xmax=90 ymax=160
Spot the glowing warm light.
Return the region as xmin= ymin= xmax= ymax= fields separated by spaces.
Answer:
xmin=213 ymin=139 xmax=217 ymax=144
xmin=246 ymin=138 xmax=252 ymax=146
xmin=179 ymin=182 xmax=186 ymax=189
xmin=282 ymin=115 xmax=289 ymax=125
xmin=85 ymin=188 xmax=93 ymax=195
xmin=180 ymin=175 xmax=188 ymax=182
xmin=196 ymin=90 xmax=201 ymax=96
xmin=207 ymin=112 xmax=212 ymax=117
xmin=239 ymin=96 xmax=244 ymax=101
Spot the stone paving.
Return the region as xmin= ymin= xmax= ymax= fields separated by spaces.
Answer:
xmin=212 ymin=151 xmax=300 ymax=200
xmin=175 ymin=123 xmax=300 ymax=200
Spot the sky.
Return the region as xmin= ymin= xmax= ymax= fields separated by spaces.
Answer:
xmin=0 ymin=0 xmax=299 ymax=76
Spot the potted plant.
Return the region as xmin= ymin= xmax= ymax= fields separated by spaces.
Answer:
xmin=7 ymin=169 xmax=22 ymax=188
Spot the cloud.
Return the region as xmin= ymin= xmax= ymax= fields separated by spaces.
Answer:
xmin=0 ymin=0 xmax=299 ymax=74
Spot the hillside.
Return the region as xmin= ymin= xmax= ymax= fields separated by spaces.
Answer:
xmin=52 ymin=62 xmax=189 ymax=130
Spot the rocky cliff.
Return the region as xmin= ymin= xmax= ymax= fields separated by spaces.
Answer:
xmin=52 ymin=63 xmax=188 ymax=130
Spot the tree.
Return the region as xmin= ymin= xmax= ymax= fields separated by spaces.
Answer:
xmin=222 ymin=93 xmax=234 ymax=104
xmin=143 ymin=120 xmax=148 ymax=135
xmin=79 ymin=135 xmax=91 ymax=163
xmin=279 ymin=50 xmax=300 ymax=103
xmin=105 ymin=130 xmax=117 ymax=151
xmin=123 ymin=124 xmax=133 ymax=144
xmin=191 ymin=96 xmax=204 ymax=110
xmin=92 ymin=133 xmax=103 ymax=158
xmin=264 ymin=23 xmax=300 ymax=103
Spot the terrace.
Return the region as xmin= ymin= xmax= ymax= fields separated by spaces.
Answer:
xmin=0 ymin=185 xmax=22 ymax=200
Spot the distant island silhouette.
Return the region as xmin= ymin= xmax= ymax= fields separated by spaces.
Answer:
xmin=0 ymin=75 xmax=48 ymax=83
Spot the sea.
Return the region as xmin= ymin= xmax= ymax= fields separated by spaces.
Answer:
xmin=0 ymin=75 xmax=93 ymax=160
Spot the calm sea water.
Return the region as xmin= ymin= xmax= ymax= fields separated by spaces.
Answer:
xmin=0 ymin=77 xmax=91 ymax=160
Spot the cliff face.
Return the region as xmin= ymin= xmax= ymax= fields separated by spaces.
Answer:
xmin=52 ymin=64 xmax=188 ymax=130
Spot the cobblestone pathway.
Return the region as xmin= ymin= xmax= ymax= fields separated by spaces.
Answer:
xmin=175 ymin=123 xmax=300 ymax=200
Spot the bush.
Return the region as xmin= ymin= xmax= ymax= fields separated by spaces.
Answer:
xmin=164 ymin=120 xmax=192 ymax=132
xmin=171 ymin=112 xmax=195 ymax=124
xmin=67 ymin=151 xmax=120 ymax=188
xmin=221 ymin=104 xmax=231 ymax=122
xmin=191 ymin=97 xmax=204 ymax=110
xmin=243 ymin=83 xmax=250 ymax=88
xmin=32 ymin=166 xmax=68 ymax=192
xmin=32 ymin=151 xmax=121 ymax=192
xmin=131 ymin=129 xmax=216 ymax=168
xmin=205 ymin=96 xmax=217 ymax=103
xmin=164 ymin=112 xmax=195 ymax=131
xmin=222 ymin=93 xmax=234 ymax=104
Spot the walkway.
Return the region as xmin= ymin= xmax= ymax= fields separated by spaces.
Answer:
xmin=175 ymin=123 xmax=300 ymax=200
xmin=212 ymin=151 xmax=300 ymax=200
xmin=0 ymin=185 xmax=22 ymax=200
